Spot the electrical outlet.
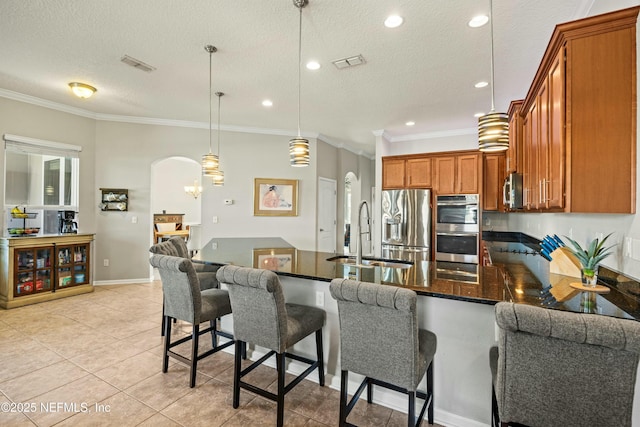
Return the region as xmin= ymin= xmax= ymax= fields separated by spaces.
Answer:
xmin=211 ymin=242 xmax=218 ymax=250
xmin=131 ymin=216 xmax=137 ymax=224
xmin=315 ymin=291 xmax=324 ymax=307
xmin=212 ymin=216 xmax=218 ymax=224
xmin=103 ymin=259 xmax=109 ymax=267
xmin=624 ymin=237 xmax=632 ymax=257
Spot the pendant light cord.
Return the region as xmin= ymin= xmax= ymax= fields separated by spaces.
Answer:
xmin=296 ymin=3 xmax=303 ymax=138
xmin=217 ymin=92 xmax=222 ymax=156
xmin=489 ymin=0 xmax=496 ymax=113
xmin=209 ymin=48 xmax=213 ymax=153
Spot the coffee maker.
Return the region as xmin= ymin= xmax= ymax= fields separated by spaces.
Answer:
xmin=58 ymin=210 xmax=78 ymax=234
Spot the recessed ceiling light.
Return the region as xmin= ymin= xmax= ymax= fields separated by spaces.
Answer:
xmin=468 ymin=15 xmax=489 ymax=28
xmin=474 ymin=112 xmax=485 ymax=118
xmin=306 ymin=61 xmax=321 ymax=70
xmin=405 ymin=121 xmax=415 ymax=126
xmin=384 ymin=15 xmax=404 ymax=28
xmin=262 ymin=99 xmax=273 ymax=107
xmin=475 ymin=81 xmax=489 ymax=88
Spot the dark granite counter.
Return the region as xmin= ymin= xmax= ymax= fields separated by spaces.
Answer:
xmin=194 ymin=236 xmax=640 ymax=320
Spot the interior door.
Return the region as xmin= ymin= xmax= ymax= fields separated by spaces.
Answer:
xmin=317 ymin=177 xmax=337 ymax=253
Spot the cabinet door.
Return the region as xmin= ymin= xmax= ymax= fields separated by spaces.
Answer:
xmin=507 ymin=101 xmax=523 ymax=174
xmin=382 ymin=158 xmax=406 ymax=189
xmin=406 ymin=157 xmax=432 ymax=188
xmin=433 ymin=156 xmax=455 ymax=194
xmin=526 ymin=99 xmax=541 ymax=209
xmin=546 ymin=48 xmax=565 ymax=209
xmin=483 ymin=153 xmax=505 ymax=211
xmin=14 ymin=246 xmax=53 ymax=296
xmin=538 ymin=78 xmax=550 ymax=209
xmin=457 ymin=154 xmax=480 ymax=194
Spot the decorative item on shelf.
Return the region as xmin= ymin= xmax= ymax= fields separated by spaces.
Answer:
xmin=212 ymin=91 xmax=225 ymax=186
xmin=564 ymin=233 xmax=614 ymax=288
xmin=477 ymin=0 xmax=509 ymax=152
xmin=184 ymin=180 xmax=203 ymax=199
xmin=201 ymin=44 xmax=220 ymax=177
xmin=289 ymin=0 xmax=310 ymax=167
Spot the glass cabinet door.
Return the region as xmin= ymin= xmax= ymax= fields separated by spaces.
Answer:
xmin=56 ymin=243 xmax=89 ymax=288
xmin=14 ymin=246 xmax=53 ymax=297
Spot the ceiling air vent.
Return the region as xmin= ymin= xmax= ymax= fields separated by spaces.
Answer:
xmin=120 ymin=55 xmax=156 ymax=72
xmin=332 ymin=54 xmax=366 ymax=70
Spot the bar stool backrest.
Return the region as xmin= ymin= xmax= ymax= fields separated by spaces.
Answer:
xmin=217 ymin=265 xmax=288 ymax=352
xmin=149 ymin=254 xmax=202 ymax=324
xmin=494 ymin=302 xmax=640 ymax=426
xmin=330 ymin=278 xmax=421 ymax=391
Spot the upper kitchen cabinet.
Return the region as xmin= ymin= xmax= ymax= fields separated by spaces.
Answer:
xmin=382 ymin=156 xmax=432 ymax=189
xmin=483 ymin=153 xmax=506 ymax=211
xmin=519 ymin=6 xmax=638 ymax=213
xmin=433 ymin=152 xmax=480 ymax=195
xmin=506 ymin=100 xmax=524 ymax=174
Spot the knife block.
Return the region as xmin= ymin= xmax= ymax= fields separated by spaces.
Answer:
xmin=549 ymin=247 xmax=582 ymax=279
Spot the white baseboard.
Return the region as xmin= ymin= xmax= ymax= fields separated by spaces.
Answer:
xmin=93 ymin=278 xmax=151 ymax=285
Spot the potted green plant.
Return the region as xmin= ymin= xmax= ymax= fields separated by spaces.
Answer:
xmin=564 ymin=233 xmax=615 ymax=287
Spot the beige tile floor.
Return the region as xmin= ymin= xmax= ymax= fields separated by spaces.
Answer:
xmin=0 ymin=282 xmax=443 ymax=426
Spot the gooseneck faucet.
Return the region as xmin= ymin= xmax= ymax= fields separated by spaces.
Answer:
xmin=356 ymin=200 xmax=370 ymax=266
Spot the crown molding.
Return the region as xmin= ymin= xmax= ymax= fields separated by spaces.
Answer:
xmin=389 ymin=127 xmax=477 ymax=143
xmin=0 ymin=88 xmax=97 ymax=119
xmin=317 ymin=133 xmax=374 ymax=160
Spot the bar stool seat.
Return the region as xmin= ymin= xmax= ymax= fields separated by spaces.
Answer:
xmin=217 ymin=265 xmax=325 ymax=427
xmin=330 ymin=278 xmax=436 ymax=427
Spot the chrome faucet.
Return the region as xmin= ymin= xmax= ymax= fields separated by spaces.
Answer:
xmin=356 ymin=200 xmax=370 ymax=266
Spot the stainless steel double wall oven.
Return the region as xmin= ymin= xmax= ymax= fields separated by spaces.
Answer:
xmin=435 ymin=194 xmax=479 ymax=264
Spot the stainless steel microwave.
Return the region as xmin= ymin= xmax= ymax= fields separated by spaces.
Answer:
xmin=503 ymin=172 xmax=523 ymax=210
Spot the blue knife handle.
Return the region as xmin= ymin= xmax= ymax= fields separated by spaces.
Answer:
xmin=552 ymin=234 xmax=565 ymax=247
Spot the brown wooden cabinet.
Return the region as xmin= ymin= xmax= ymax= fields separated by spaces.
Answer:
xmin=506 ymin=100 xmax=524 ymax=174
xmin=483 ymin=153 xmax=506 ymax=211
xmin=381 ymin=158 xmax=406 ymax=189
xmin=519 ymin=7 xmax=638 ymax=213
xmin=382 ymin=156 xmax=432 ymax=189
xmin=0 ymin=234 xmax=94 ymax=309
xmin=406 ymin=157 xmax=432 ymax=188
xmin=433 ymin=153 xmax=480 ymax=195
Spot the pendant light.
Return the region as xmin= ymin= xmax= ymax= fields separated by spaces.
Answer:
xmin=202 ymin=44 xmax=220 ymax=176
xmin=212 ymin=92 xmax=225 ymax=186
xmin=289 ymin=0 xmax=310 ymax=167
xmin=478 ymin=0 xmax=509 ymax=152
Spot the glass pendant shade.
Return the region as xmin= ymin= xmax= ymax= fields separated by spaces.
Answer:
xmin=289 ymin=137 xmax=310 ymax=167
xmin=212 ymin=169 xmax=224 ymax=186
xmin=201 ymin=153 xmax=219 ymax=176
xmin=478 ymin=112 xmax=509 ymax=152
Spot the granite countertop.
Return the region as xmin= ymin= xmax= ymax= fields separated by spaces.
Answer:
xmin=195 ymin=236 xmax=640 ymax=320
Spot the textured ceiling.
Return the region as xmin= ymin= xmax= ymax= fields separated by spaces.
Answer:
xmin=0 ymin=0 xmax=627 ymax=155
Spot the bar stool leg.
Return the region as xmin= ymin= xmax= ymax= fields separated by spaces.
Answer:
xmin=189 ymin=324 xmax=200 ymax=388
xmin=162 ymin=315 xmax=171 ymax=373
xmin=276 ymin=352 xmax=286 ymax=427
xmin=427 ymin=361 xmax=434 ymax=424
xmin=315 ymin=329 xmax=325 ymax=386
xmin=233 ymin=340 xmax=242 ymax=408
xmin=339 ymin=370 xmax=349 ymax=427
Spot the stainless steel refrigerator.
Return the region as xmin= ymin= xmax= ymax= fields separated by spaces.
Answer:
xmin=381 ymin=189 xmax=431 ymax=262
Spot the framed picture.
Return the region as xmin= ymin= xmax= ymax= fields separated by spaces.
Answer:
xmin=253 ymin=248 xmax=297 ymax=273
xmin=254 ymin=178 xmax=299 ymax=216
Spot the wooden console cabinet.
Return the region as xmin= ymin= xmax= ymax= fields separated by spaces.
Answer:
xmin=0 ymin=234 xmax=94 ymax=309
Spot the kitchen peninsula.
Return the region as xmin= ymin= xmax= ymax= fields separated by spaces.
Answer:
xmin=195 ymin=235 xmax=640 ymax=425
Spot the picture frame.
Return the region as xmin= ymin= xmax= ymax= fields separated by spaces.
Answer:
xmin=253 ymin=178 xmax=299 ymax=216
xmin=253 ymin=248 xmax=297 ymax=273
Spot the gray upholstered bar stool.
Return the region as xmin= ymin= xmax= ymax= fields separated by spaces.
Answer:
xmin=490 ymin=302 xmax=640 ymax=427
xmin=216 ymin=265 xmax=326 ymax=427
xmin=329 ymin=278 xmax=436 ymax=427
xmin=149 ymin=254 xmax=234 ymax=388
xmin=150 ymin=237 xmax=220 ymax=336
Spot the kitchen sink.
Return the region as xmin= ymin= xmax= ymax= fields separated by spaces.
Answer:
xmin=326 ymin=255 xmax=413 ymax=270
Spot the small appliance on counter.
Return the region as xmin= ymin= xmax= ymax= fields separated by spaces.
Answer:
xmin=58 ymin=210 xmax=78 ymax=234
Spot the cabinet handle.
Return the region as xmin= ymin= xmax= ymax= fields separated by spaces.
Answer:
xmin=544 ymin=179 xmax=550 ymax=202
xmin=506 ymin=157 xmax=510 ymax=172
xmin=539 ymin=180 xmax=544 ymax=204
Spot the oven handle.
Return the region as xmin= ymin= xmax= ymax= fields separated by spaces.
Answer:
xmin=437 ymin=232 xmax=478 ymax=237
xmin=436 ymin=201 xmax=477 ymax=206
